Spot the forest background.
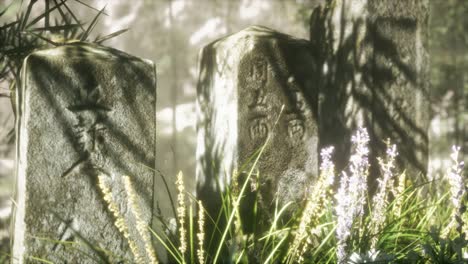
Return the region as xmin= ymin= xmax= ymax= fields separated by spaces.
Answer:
xmin=0 ymin=0 xmax=466 ymax=252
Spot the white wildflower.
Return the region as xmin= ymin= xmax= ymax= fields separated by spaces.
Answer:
xmin=320 ymin=146 xmax=336 ymax=186
xmin=348 ymin=249 xmax=394 ymax=263
xmin=448 ymin=146 xmax=464 ymax=209
xmin=444 ymin=145 xmax=466 ymax=238
xmin=348 ymin=127 xmax=370 ymax=218
xmin=335 ymin=127 xmax=370 ymax=264
xmin=370 ymin=142 xmax=398 ymax=249
xmin=292 ymin=146 xmax=335 ymax=262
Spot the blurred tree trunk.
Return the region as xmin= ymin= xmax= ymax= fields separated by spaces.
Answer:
xmin=168 ymin=0 xmax=178 ymax=173
xmin=452 ymin=1 xmax=464 ymax=148
xmin=312 ymin=0 xmax=430 ymax=183
xmin=431 ymin=0 xmax=467 ymax=171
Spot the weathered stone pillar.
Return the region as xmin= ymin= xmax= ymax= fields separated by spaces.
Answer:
xmin=196 ymin=26 xmax=319 ymax=233
xmin=11 ymin=43 xmax=157 ymax=263
xmin=311 ymin=0 xmax=429 ymax=181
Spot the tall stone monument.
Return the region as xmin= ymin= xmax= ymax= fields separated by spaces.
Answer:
xmin=11 ymin=43 xmax=157 ymax=263
xmin=311 ymin=0 xmax=429 ymax=181
xmin=196 ymin=26 xmax=319 ymax=233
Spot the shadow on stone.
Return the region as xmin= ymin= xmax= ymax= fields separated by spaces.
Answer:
xmin=310 ymin=1 xmax=429 ymax=191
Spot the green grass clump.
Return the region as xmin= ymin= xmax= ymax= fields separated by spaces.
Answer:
xmin=153 ymin=129 xmax=466 ymax=264
xmin=3 ymin=128 xmax=466 ymax=263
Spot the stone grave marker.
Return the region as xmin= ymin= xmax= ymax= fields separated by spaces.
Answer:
xmin=196 ymin=26 xmax=319 ymax=231
xmin=11 ymin=43 xmax=157 ymax=263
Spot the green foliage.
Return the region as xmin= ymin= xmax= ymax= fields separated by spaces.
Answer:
xmin=1 ymin=1 xmax=466 ymax=262
xmin=150 ymin=139 xmax=466 ymax=264
xmin=0 ymin=0 xmax=127 ymax=100
xmin=422 ymin=227 xmax=466 ymax=264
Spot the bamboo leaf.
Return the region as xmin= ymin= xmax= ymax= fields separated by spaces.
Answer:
xmin=0 ymin=0 xmax=15 ymax=17
xmin=44 ymin=0 xmax=49 ymax=27
xmin=52 ymin=0 xmax=70 ymax=25
xmin=57 ymin=0 xmax=85 ymax=32
xmin=73 ymin=0 xmax=109 ymax=16
xmin=20 ymin=0 xmax=38 ymax=30
xmin=95 ymin=28 xmax=129 ymax=44
xmin=30 ymin=24 xmax=82 ymax=32
xmin=26 ymin=0 xmax=66 ymax=28
xmin=21 ymin=31 xmax=58 ymax=46
xmin=0 ymin=21 xmax=19 ymax=32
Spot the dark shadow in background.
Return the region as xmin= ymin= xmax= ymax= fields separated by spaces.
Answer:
xmin=310 ymin=1 xmax=429 ymax=188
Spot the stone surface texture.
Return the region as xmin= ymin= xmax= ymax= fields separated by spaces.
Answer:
xmin=11 ymin=42 xmax=156 ymax=263
xmin=196 ymin=26 xmax=319 ymax=228
xmin=311 ymin=0 xmax=429 ymax=180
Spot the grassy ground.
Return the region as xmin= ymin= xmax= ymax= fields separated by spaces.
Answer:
xmin=0 ymin=125 xmax=466 ymax=263
xmin=145 ymin=128 xmax=467 ymax=264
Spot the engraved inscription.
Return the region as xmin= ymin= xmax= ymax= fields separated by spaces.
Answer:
xmin=287 ymin=117 xmax=305 ymax=143
xmin=62 ymin=85 xmax=110 ymax=177
xmin=249 ymin=116 xmax=269 ymax=140
xmin=74 ymin=112 xmax=107 ymax=156
xmin=249 ymin=88 xmax=267 ymax=108
xmin=246 ymin=56 xmax=271 ymax=141
xmin=248 ymin=57 xmax=269 ymax=109
xmin=249 ymin=57 xmax=268 ymax=85
xmin=286 ymin=78 xmax=307 ymax=144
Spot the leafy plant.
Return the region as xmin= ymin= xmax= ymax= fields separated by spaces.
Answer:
xmin=0 ymin=0 xmax=128 ymax=105
xmin=5 ymin=124 xmax=466 ymax=263
xmin=148 ymin=129 xmax=466 ymax=264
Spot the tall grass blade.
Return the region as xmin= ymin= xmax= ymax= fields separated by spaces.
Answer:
xmin=149 ymin=227 xmax=183 ymax=263
xmin=264 ymin=235 xmax=287 ymax=263
xmin=135 ymin=162 xmax=178 ymax=221
xmin=29 ymin=256 xmax=54 ymax=264
xmin=234 ymin=249 xmax=245 ymax=264
xmin=212 ymin=105 xmax=284 ymax=263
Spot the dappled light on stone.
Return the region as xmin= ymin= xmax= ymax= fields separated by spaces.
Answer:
xmin=11 ymin=43 xmax=157 ymax=263
xmin=196 ymin=26 xmax=319 ymax=236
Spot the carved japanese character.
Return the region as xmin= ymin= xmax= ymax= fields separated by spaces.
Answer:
xmin=249 ymin=116 xmax=269 ymax=140
xmin=287 ymin=117 xmax=305 ymax=143
xmin=249 ymin=88 xmax=268 ymax=108
xmin=62 ymin=85 xmax=110 ymax=177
